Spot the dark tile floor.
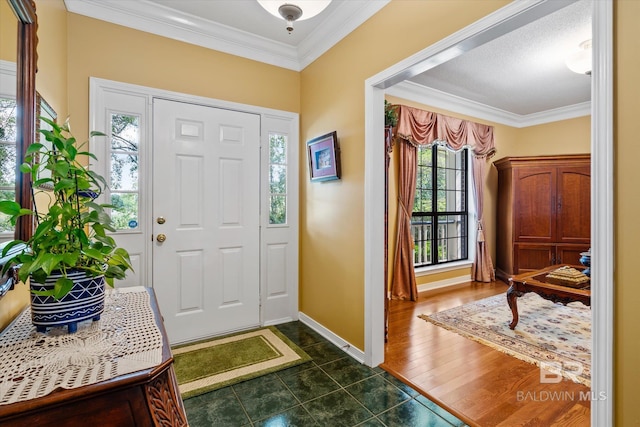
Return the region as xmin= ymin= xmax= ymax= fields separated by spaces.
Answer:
xmin=184 ymin=321 xmax=468 ymax=427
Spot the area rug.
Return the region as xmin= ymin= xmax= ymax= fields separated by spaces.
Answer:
xmin=419 ymin=292 xmax=591 ymax=386
xmin=172 ymin=326 xmax=311 ymax=399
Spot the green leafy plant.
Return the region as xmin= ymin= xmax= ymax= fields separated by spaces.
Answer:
xmin=385 ymin=100 xmax=398 ymax=128
xmin=0 ymin=117 xmax=132 ymax=299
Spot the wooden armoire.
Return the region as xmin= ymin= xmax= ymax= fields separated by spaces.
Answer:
xmin=494 ymin=154 xmax=591 ymax=280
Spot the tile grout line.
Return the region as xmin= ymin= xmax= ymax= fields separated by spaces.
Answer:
xmin=229 ymin=385 xmax=255 ymax=427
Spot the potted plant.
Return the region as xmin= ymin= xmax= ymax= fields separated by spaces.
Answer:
xmin=0 ymin=117 xmax=132 ymax=333
xmin=385 ymin=99 xmax=398 ymax=129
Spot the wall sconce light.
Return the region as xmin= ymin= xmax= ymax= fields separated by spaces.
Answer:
xmin=257 ymin=1 xmax=332 ymax=33
xmin=566 ymin=39 xmax=592 ymax=75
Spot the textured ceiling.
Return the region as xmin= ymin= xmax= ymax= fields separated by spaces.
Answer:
xmin=408 ymin=0 xmax=592 ymax=116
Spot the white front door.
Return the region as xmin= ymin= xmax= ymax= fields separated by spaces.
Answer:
xmin=152 ymin=98 xmax=261 ymax=343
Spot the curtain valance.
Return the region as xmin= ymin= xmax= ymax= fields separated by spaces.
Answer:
xmin=390 ymin=104 xmax=496 ymax=301
xmin=395 ymin=105 xmax=496 ymax=158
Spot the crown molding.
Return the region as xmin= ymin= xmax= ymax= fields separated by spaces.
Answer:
xmin=386 ymin=80 xmax=590 ymax=128
xmin=298 ymin=1 xmax=389 ymax=69
xmin=64 ymin=0 xmax=389 ymax=72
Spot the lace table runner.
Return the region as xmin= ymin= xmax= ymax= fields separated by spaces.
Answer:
xmin=0 ymin=287 xmax=163 ymax=405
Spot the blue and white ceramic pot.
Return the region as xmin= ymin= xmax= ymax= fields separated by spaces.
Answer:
xmin=30 ymin=270 xmax=106 ymax=333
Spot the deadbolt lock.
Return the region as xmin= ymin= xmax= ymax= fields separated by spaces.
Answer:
xmin=157 ymin=216 xmax=166 ymax=224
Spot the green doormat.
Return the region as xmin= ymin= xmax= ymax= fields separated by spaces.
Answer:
xmin=172 ymin=326 xmax=311 ymax=399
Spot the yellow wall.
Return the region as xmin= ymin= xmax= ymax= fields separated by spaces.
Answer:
xmin=2 ymin=1 xmax=639 ymax=424
xmin=0 ymin=1 xmax=17 ymax=61
xmin=66 ymin=13 xmax=300 ymax=143
xmin=616 ymin=1 xmax=640 ymax=425
xmin=299 ymin=0 xmax=511 ymax=350
xmin=35 ymin=0 xmax=68 ymax=120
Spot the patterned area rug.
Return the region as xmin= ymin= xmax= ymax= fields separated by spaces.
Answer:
xmin=172 ymin=326 xmax=311 ymax=399
xmin=419 ymin=292 xmax=591 ymax=386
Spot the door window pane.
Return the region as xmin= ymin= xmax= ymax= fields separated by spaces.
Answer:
xmin=268 ymin=133 xmax=287 ymax=225
xmin=110 ymin=153 xmax=139 ymax=191
xmin=110 ymin=193 xmax=139 ymax=230
xmin=109 ymin=113 xmax=140 ymax=231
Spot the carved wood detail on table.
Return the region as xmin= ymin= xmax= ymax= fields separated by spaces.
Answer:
xmin=146 ymin=363 xmax=188 ymax=427
xmin=507 ymin=264 xmax=591 ymax=330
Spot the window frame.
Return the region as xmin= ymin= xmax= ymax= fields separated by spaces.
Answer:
xmin=107 ymin=111 xmax=142 ymax=232
xmin=0 ymin=63 xmax=18 ymax=244
xmin=267 ymin=132 xmax=288 ymax=225
xmin=411 ymin=144 xmax=470 ymax=269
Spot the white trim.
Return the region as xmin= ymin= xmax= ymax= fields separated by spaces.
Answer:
xmin=90 ymin=77 xmax=300 ymax=328
xmin=590 ymin=0 xmax=614 ymax=424
xmin=90 ymin=77 xmax=299 ymax=122
xmin=363 ymin=81 xmax=386 ymax=367
xmin=263 ymin=316 xmax=297 ymax=327
xmin=417 ymin=274 xmax=472 ymax=294
xmin=63 ymin=0 xmax=389 ymax=72
xmin=0 ymin=60 xmax=17 ymax=84
xmin=364 ymin=1 xmax=613 ymax=425
xmin=387 ymin=81 xmax=590 ymax=128
xmin=298 ymin=312 xmax=365 ymax=364
xmin=415 ymin=260 xmax=473 ymax=278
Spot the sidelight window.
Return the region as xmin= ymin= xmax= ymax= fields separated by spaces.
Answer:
xmin=108 ymin=113 xmax=140 ymax=231
xmin=268 ymin=133 xmax=287 ymax=225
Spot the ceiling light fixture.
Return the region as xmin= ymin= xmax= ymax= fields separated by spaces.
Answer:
xmin=257 ymin=1 xmax=332 ymax=33
xmin=566 ymin=39 xmax=592 ymax=75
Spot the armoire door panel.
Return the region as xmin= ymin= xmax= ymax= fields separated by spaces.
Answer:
xmin=557 ymin=166 xmax=591 ymax=243
xmin=556 ymin=244 xmax=591 ymax=266
xmin=514 ymin=244 xmax=554 ymax=273
xmin=514 ymin=167 xmax=556 ymax=242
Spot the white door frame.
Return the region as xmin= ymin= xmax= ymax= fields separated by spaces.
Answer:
xmin=90 ymin=78 xmax=300 ymax=333
xmin=363 ymin=1 xmax=613 ymax=425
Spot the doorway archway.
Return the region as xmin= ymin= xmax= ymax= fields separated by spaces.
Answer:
xmin=363 ymin=1 xmax=613 ymax=425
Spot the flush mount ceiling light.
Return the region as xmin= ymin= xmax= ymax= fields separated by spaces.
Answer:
xmin=257 ymin=1 xmax=332 ymax=33
xmin=566 ymin=39 xmax=592 ymax=75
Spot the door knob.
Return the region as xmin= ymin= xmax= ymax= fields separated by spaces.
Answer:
xmin=156 ymin=234 xmax=167 ymax=243
xmin=157 ymin=216 xmax=166 ymax=224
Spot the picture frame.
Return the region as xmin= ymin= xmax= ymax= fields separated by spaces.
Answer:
xmin=35 ymin=92 xmax=57 ymax=189
xmin=307 ymin=131 xmax=340 ymax=182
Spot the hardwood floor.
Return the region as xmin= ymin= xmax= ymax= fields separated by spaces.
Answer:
xmin=381 ymin=280 xmax=591 ymax=427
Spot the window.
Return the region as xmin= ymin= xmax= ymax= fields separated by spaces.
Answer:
xmin=412 ymin=145 xmax=468 ymax=267
xmin=268 ymin=133 xmax=287 ymax=224
xmin=0 ymin=97 xmax=17 ymax=238
xmin=109 ymin=113 xmax=140 ymax=230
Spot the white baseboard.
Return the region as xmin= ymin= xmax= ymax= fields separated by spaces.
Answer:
xmin=417 ymin=274 xmax=471 ymax=293
xmin=263 ymin=316 xmax=297 ymax=327
xmin=298 ymin=312 xmax=365 ymax=364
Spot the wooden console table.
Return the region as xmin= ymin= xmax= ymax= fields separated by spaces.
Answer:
xmin=507 ymin=264 xmax=591 ymax=330
xmin=0 ymin=288 xmax=188 ymax=426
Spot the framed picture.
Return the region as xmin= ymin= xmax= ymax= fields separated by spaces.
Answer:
xmin=35 ymin=92 xmax=57 ymax=189
xmin=307 ymin=131 xmax=340 ymax=182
